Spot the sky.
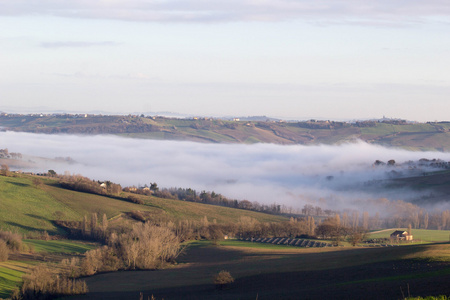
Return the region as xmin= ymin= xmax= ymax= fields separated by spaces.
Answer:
xmin=0 ymin=1 xmax=449 ymax=121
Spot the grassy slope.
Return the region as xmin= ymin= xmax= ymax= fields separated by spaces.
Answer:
xmin=0 ymin=174 xmax=285 ymax=298
xmin=0 ymin=176 xmax=80 ymax=234
xmin=0 ymin=174 xmax=286 ymax=235
xmin=382 ymin=171 xmax=450 ymax=204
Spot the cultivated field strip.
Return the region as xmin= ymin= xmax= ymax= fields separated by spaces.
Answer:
xmin=239 ymin=237 xmax=331 ymax=248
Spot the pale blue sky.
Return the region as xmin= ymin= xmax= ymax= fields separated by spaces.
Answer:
xmin=0 ymin=1 xmax=449 ymax=121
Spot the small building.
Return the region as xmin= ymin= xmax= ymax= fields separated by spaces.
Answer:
xmin=390 ymin=230 xmax=413 ymax=241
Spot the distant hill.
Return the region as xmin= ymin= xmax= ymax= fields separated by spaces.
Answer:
xmin=1 ymin=113 xmax=450 ymax=151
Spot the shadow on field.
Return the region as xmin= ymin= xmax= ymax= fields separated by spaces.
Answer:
xmin=6 ymin=180 xmax=29 ymax=187
xmin=68 ymin=244 xmax=450 ymax=300
xmin=5 ymin=222 xmax=41 ymax=233
xmin=25 ymin=213 xmax=49 ymax=221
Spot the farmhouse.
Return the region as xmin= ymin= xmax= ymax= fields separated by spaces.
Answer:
xmin=390 ymin=230 xmax=413 ymax=241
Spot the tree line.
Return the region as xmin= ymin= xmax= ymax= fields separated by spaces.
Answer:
xmin=33 ymin=172 xmax=450 ymax=231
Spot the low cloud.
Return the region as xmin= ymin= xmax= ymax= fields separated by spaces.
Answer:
xmin=1 ymin=131 xmax=450 ymax=211
xmin=1 ymin=1 xmax=449 ymax=24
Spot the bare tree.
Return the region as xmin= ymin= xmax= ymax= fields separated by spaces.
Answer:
xmin=116 ymin=223 xmax=181 ymax=270
xmin=347 ymin=228 xmax=367 ymax=246
xmin=362 ymin=211 xmax=369 ymax=230
xmin=0 ymin=164 xmax=10 ymax=176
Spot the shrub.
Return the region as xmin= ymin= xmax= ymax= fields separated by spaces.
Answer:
xmin=213 ymin=270 xmax=234 ymax=290
xmin=127 ymin=195 xmax=144 ymax=205
xmin=80 ymin=246 xmax=121 ymax=276
xmin=129 ymin=210 xmax=146 ymax=222
xmin=0 ymin=231 xmax=23 ymax=251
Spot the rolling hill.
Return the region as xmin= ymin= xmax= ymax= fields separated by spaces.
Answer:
xmin=0 ymin=174 xmax=286 ymax=235
xmin=1 ymin=114 xmax=450 ymax=150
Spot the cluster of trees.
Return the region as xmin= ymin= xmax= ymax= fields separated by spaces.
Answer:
xmin=125 ymin=183 xmax=440 ymax=233
xmin=59 ymin=175 xmax=122 ymax=196
xmin=1 ymin=164 xmax=10 ymax=176
xmin=0 ymin=230 xmax=52 ymax=263
xmin=14 ymin=215 xmax=182 ymax=299
xmin=296 ymin=120 xmax=349 ymax=130
xmin=40 ymin=172 xmax=450 ymax=233
xmin=315 ymin=215 xmax=367 ymax=246
xmin=0 ymin=148 xmax=22 ymax=159
xmin=0 ymin=231 xmax=29 ymax=262
xmin=61 ymin=221 xmax=182 ymax=276
xmin=126 ymin=184 xmax=299 ymax=216
xmin=361 ymin=199 xmax=450 ymax=230
xmin=18 ymin=264 xmax=87 ymax=300
xmin=301 ymin=204 xmax=338 ymax=217
xmin=61 ymin=210 xmax=322 ymax=247
xmin=138 ymin=215 xmax=318 ymax=243
xmin=373 ymin=158 xmax=450 ymax=170
xmin=233 ymin=216 xmax=317 ymax=240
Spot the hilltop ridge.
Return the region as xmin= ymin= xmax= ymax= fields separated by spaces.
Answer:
xmin=1 ymin=113 xmax=450 ymax=151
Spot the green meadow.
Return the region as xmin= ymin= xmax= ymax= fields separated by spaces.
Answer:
xmin=368 ymin=229 xmax=450 ymax=243
xmin=0 ymin=174 xmax=286 ymax=235
xmin=23 ymin=239 xmax=96 ymax=254
xmin=0 ymin=261 xmax=27 ymax=299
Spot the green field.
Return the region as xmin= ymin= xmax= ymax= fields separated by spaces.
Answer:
xmin=0 ymin=261 xmax=27 ymax=299
xmin=23 ymin=239 xmax=97 ymax=254
xmin=191 ymin=239 xmax=301 ymax=250
xmin=0 ymin=174 xmax=286 ymax=234
xmin=0 ymin=176 xmax=80 ymax=234
xmin=368 ymin=229 xmax=450 ymax=243
xmin=0 ymin=173 xmax=288 ymax=298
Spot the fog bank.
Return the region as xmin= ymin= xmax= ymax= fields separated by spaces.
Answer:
xmin=2 ymin=131 xmax=450 ymax=210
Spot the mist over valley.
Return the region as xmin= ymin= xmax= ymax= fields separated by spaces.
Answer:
xmin=2 ymin=131 xmax=450 ymax=214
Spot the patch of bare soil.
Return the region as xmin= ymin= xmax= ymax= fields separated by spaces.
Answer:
xmin=9 ymin=252 xmax=82 ymax=264
xmin=67 ymin=245 xmax=450 ymax=300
